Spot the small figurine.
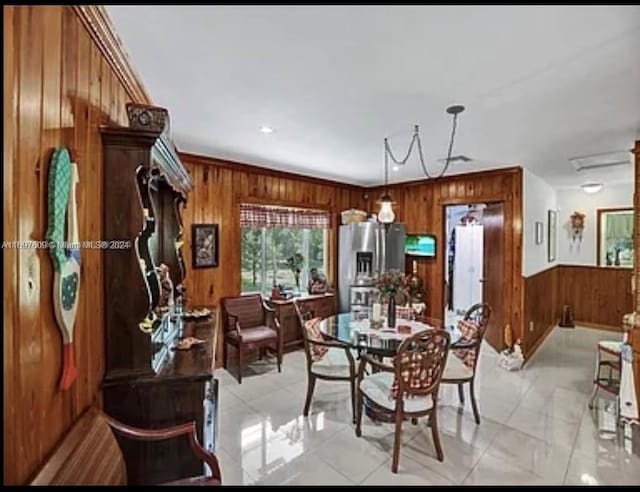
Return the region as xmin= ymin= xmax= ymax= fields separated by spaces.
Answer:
xmin=157 ymin=263 xmax=174 ymax=308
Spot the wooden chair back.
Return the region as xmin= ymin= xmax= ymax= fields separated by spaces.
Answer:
xmin=30 ymin=407 xmax=127 ymax=485
xmin=393 ymin=329 xmax=451 ymax=398
xmin=220 ymin=294 xmax=265 ymax=333
xmin=459 ymin=302 xmax=492 ymax=372
xmin=293 ymin=300 xmax=316 ymax=365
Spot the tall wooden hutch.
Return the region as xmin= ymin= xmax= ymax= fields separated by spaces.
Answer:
xmin=100 ymin=104 xmax=217 ymax=484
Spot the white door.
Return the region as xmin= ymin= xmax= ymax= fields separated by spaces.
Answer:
xmin=453 ymin=225 xmax=484 ymax=313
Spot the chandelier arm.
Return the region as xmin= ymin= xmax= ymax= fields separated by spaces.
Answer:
xmin=384 ymin=133 xmax=418 ymax=166
xmin=415 ymin=112 xmax=459 ymax=180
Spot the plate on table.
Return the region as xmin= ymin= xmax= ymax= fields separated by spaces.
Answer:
xmin=183 ymin=307 xmax=212 ymax=319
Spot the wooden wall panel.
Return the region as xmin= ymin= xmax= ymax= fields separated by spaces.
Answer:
xmin=366 ymin=168 xmax=524 ymax=352
xmin=522 ymin=267 xmax=558 ymax=358
xmin=556 ymin=265 xmax=633 ymax=329
xmin=179 ymin=153 xmax=366 ymax=367
xmin=3 ymin=6 xmax=135 ymax=485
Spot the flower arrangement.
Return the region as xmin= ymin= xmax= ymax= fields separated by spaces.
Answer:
xmin=375 ymin=269 xmax=410 ymax=301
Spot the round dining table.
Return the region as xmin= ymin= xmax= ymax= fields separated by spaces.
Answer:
xmin=318 ymin=312 xmax=464 ymax=358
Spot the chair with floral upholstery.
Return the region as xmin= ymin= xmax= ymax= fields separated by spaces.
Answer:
xmin=354 ymin=329 xmax=451 ymax=473
xmin=441 ymin=303 xmax=491 ymax=424
xmin=293 ymin=300 xmax=357 ymax=422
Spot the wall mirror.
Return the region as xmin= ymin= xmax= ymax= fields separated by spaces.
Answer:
xmin=597 ymin=208 xmax=634 ymax=267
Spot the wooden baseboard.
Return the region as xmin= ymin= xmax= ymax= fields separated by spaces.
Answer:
xmin=523 ymin=321 xmax=557 ymax=365
xmin=574 ymin=320 xmax=623 ymax=332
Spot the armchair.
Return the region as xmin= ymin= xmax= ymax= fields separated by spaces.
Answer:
xmin=220 ymin=294 xmax=283 ymax=383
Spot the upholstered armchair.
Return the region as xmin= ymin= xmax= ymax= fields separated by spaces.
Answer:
xmin=220 ymin=294 xmax=283 ymax=383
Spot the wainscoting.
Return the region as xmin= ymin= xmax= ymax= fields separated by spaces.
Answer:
xmin=523 ymin=265 xmax=632 ymax=360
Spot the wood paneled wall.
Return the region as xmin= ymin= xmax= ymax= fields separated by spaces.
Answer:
xmin=365 ymin=168 xmax=524 ymax=349
xmin=522 ymin=265 xmax=632 ymax=360
xmin=522 ymin=267 xmax=558 ymax=357
xmin=556 ymin=265 xmax=633 ymax=329
xmin=179 ymin=152 xmax=366 ymax=365
xmin=3 ymin=6 xmax=141 ymax=485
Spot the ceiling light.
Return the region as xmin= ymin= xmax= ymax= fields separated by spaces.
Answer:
xmin=581 ymin=183 xmax=603 ymax=194
xmin=378 ymin=105 xmax=465 ymax=223
xmin=260 ymin=126 xmax=274 ymax=134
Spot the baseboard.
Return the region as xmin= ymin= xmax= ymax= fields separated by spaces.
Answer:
xmin=523 ymin=320 xmax=557 ymax=366
xmin=574 ymin=320 xmax=623 ymax=332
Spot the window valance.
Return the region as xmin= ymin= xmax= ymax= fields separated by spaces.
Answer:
xmin=240 ymin=204 xmax=330 ymax=230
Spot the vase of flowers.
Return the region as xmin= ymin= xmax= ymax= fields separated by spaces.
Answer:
xmin=375 ymin=269 xmax=409 ymax=328
xmin=286 ymin=253 xmax=305 ymax=292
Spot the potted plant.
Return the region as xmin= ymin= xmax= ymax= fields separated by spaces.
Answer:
xmin=285 ymin=253 xmax=305 ymax=292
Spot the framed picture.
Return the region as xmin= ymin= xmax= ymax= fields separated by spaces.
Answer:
xmin=547 ymin=210 xmax=557 ymax=262
xmin=535 ymin=221 xmax=544 ymax=245
xmin=597 ymin=208 xmax=634 ymax=268
xmin=192 ymin=224 xmax=219 ymax=268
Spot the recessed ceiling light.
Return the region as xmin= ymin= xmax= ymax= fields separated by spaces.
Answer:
xmin=581 ymin=183 xmax=603 ymax=194
xmin=392 ymin=165 xmax=399 ymax=172
xmin=260 ymin=126 xmax=274 ymax=134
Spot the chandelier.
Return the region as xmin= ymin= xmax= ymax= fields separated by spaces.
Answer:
xmin=378 ymin=105 xmax=465 ymax=224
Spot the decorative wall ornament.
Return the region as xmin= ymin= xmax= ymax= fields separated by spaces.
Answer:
xmin=45 ymin=148 xmax=81 ymax=391
xmin=192 ymin=223 xmax=219 ymax=268
xmin=535 ymin=221 xmax=544 ymax=245
xmin=570 ymin=211 xmax=586 ymax=243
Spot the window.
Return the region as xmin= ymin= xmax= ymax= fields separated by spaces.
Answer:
xmin=597 ymin=208 xmax=634 ymax=268
xmin=240 ymin=204 xmax=330 ymax=295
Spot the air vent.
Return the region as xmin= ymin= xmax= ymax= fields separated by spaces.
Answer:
xmin=570 ymin=150 xmax=630 ymax=172
xmin=437 ymin=154 xmax=472 ymax=164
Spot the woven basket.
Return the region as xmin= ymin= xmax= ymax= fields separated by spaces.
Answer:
xmin=341 ymin=209 xmax=367 ymax=224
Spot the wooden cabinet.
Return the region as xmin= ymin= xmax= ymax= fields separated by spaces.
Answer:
xmin=100 ymin=105 xmax=218 ymax=484
xmin=271 ymin=294 xmax=336 ymax=348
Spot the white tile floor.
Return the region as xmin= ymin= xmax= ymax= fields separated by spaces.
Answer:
xmin=212 ymin=326 xmax=640 ymax=485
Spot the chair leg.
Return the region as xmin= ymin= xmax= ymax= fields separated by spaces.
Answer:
xmin=355 ymin=391 xmax=363 ymax=437
xmin=223 ymin=341 xmax=228 ymax=369
xmin=277 ymin=344 xmax=282 ymax=373
xmin=458 ymin=383 xmax=465 ymax=404
xmin=303 ymin=375 xmax=316 ymax=416
xmin=237 ymin=347 xmax=243 ymax=384
xmin=588 ymin=350 xmax=601 ymax=410
xmin=391 ymin=409 xmax=403 ymax=474
xmin=430 ymin=407 xmax=444 ymax=462
xmin=349 ymin=376 xmax=357 ymax=424
xmin=469 ymin=380 xmax=480 ymax=425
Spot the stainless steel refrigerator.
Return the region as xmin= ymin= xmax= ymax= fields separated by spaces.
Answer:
xmin=338 ymin=222 xmax=406 ymax=313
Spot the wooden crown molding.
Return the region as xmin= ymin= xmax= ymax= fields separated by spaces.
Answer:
xmin=72 ymin=6 xmax=151 ymax=104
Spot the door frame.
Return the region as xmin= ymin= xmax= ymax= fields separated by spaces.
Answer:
xmin=440 ymin=200 xmax=506 ymax=331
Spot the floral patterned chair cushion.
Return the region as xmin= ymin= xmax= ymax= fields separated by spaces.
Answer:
xmin=304 ymin=317 xmax=329 ymax=362
xmin=452 ymin=319 xmax=481 ymax=369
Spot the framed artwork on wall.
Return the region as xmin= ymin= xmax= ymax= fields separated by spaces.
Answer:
xmin=597 ymin=208 xmax=634 ymax=267
xmin=192 ymin=223 xmax=219 ymax=268
xmin=535 ymin=221 xmax=544 ymax=245
xmin=547 ymin=210 xmax=557 ymax=262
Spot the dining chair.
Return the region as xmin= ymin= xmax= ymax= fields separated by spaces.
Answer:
xmin=220 ymin=294 xmax=283 ymax=384
xmin=588 ymin=339 xmax=623 ymax=423
xmin=355 ymin=329 xmax=451 ymax=473
xmin=441 ymin=303 xmax=491 ymax=424
xmin=293 ymin=300 xmax=357 ymax=423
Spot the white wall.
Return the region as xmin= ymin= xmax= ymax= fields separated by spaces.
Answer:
xmin=557 ymin=182 xmax=634 ymax=266
xmin=523 ymin=169 xmax=558 ymax=276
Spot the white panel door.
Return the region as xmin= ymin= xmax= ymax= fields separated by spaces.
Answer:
xmin=453 ymin=225 xmax=484 ymax=313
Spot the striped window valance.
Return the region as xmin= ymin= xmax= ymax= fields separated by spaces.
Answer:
xmin=241 ymin=204 xmax=330 ymax=229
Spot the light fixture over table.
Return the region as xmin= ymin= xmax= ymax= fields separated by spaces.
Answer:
xmin=378 ymin=105 xmax=466 ymax=223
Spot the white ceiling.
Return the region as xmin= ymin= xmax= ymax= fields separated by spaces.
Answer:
xmin=106 ymin=5 xmax=640 ymax=188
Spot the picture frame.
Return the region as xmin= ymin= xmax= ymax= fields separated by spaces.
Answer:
xmin=547 ymin=210 xmax=557 ymax=262
xmin=597 ymin=208 xmax=634 ymax=268
xmin=192 ymin=223 xmax=219 ymax=269
xmin=535 ymin=221 xmax=544 ymax=245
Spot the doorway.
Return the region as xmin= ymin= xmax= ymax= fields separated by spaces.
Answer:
xmin=443 ymin=202 xmax=505 ymax=352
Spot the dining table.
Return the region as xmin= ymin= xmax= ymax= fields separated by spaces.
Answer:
xmin=318 ymin=312 xmax=465 ymax=358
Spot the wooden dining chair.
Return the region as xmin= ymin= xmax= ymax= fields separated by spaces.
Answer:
xmin=355 ymin=329 xmax=451 ymax=473
xmin=293 ymin=300 xmax=357 ymax=423
xmin=441 ymin=303 xmax=491 ymax=424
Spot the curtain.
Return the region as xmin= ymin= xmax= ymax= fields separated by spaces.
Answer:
xmin=605 ymin=212 xmax=634 ymax=239
xmin=241 ymin=204 xmax=330 ymax=229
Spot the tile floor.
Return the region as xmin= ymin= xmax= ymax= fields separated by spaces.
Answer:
xmin=212 ymin=326 xmax=640 ymax=485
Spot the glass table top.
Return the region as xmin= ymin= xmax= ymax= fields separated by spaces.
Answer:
xmin=318 ymin=312 xmax=462 ymax=355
